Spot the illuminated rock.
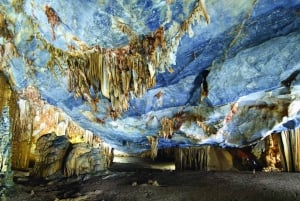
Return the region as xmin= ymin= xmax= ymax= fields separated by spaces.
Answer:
xmin=64 ymin=143 xmax=107 ymax=177
xmin=31 ymin=132 xmax=70 ymax=178
xmin=0 ymin=0 xmax=299 ymax=167
xmin=0 ymin=74 xmax=15 ymax=186
xmin=174 ymin=146 xmax=233 ymax=171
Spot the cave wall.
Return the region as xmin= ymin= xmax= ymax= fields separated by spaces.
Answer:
xmin=0 ymin=73 xmax=15 ymax=186
xmin=0 ymin=0 xmax=300 ymax=181
xmin=0 ymin=83 xmax=114 ymax=181
xmin=0 ymin=0 xmax=299 ymax=155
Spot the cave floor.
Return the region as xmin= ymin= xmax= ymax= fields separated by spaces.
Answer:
xmin=3 ymin=160 xmax=300 ymax=201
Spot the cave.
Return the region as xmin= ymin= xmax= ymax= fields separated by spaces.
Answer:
xmin=1 ymin=0 xmax=300 ymax=200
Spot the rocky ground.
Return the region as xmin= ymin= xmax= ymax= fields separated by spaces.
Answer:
xmin=2 ymin=159 xmax=300 ymax=201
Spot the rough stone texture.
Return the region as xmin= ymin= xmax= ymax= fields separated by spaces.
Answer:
xmin=0 ymin=0 xmax=300 ymax=154
xmin=175 ymin=146 xmax=233 ymax=171
xmin=64 ymin=143 xmax=106 ymax=177
xmin=207 ymin=32 xmax=300 ymax=106
xmin=0 ymin=74 xmax=14 ymax=187
xmin=10 ymin=86 xmax=107 ymax=173
xmin=206 ymin=146 xmax=233 ymax=171
xmin=263 ymin=134 xmax=282 ymax=172
xmin=11 ymin=98 xmax=34 ymax=170
xmin=32 ymin=133 xmax=108 ymax=179
xmin=277 ymin=128 xmax=300 ymax=172
xmin=32 ymin=132 xmax=70 ymax=178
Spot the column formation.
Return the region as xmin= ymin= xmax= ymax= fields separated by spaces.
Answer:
xmin=0 ymin=74 xmax=13 ymax=187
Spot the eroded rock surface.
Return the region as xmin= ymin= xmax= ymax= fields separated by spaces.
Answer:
xmin=32 ymin=132 xmax=70 ymax=178
xmin=64 ymin=143 xmax=107 ymax=177
xmin=32 ymin=132 xmax=108 ymax=179
xmin=0 ymin=0 xmax=299 ymax=171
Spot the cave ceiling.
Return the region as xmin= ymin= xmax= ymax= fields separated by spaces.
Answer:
xmin=1 ymin=0 xmax=300 ymax=153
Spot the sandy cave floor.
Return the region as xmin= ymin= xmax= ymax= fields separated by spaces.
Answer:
xmin=2 ymin=159 xmax=300 ymax=201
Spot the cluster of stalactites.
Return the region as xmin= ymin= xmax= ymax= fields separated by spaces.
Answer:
xmin=159 ymin=117 xmax=174 ymax=139
xmin=49 ymin=0 xmax=210 ymax=117
xmin=145 ymin=136 xmax=158 ymax=160
xmin=161 ymin=0 xmax=210 ymax=70
xmin=157 ymin=107 xmax=220 ymax=141
xmin=277 ymin=128 xmax=300 ymax=172
xmin=67 ymin=26 xmax=167 ymax=116
xmin=182 ymin=0 xmax=210 ymax=38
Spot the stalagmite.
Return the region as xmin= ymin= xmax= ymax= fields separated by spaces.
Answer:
xmin=101 ymin=57 xmax=110 ymax=99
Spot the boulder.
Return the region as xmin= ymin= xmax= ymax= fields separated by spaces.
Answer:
xmin=32 ymin=132 xmax=70 ymax=178
xmin=64 ymin=143 xmax=106 ymax=177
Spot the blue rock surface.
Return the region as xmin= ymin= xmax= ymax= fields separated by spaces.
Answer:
xmin=1 ymin=0 xmax=300 ymax=153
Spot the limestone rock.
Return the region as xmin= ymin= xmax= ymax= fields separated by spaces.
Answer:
xmin=175 ymin=146 xmax=233 ymax=171
xmin=32 ymin=132 xmax=70 ymax=178
xmin=1 ymin=0 xmax=300 ymax=157
xmin=277 ymin=128 xmax=300 ymax=172
xmin=206 ymin=146 xmax=233 ymax=171
xmin=0 ymin=73 xmax=15 ymax=187
xmin=64 ymin=143 xmax=106 ymax=177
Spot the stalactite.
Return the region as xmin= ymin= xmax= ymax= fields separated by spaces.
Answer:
xmin=159 ymin=117 xmax=174 ymax=139
xmin=101 ymin=55 xmax=110 ymax=99
xmin=11 ymin=99 xmax=34 ymax=170
xmin=39 ymin=0 xmax=210 ymax=118
xmin=102 ymin=146 xmax=114 ymax=168
xmin=158 ymin=110 xmax=209 ymax=140
xmin=196 ymin=120 xmax=216 ymax=135
xmin=44 ymin=5 xmax=61 ymax=40
xmin=160 ymin=0 xmax=210 ymax=71
xmin=277 ymin=128 xmax=300 ymax=172
xmin=175 ymin=146 xmax=233 ymax=171
xmin=175 ymin=146 xmax=207 ymax=171
xmin=146 ymin=136 xmax=158 ymax=160
xmin=85 ymin=130 xmax=94 ymax=145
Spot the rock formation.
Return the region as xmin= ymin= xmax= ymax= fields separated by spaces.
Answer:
xmin=64 ymin=142 xmax=106 ymax=177
xmin=0 ymin=74 xmax=15 ymax=186
xmin=32 ymin=132 xmax=110 ymax=179
xmin=0 ymin=0 xmax=300 ymax=187
xmin=32 ymin=132 xmax=70 ymax=178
